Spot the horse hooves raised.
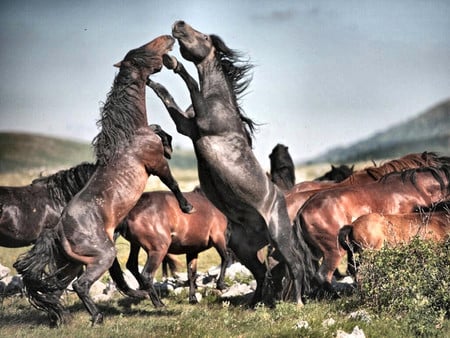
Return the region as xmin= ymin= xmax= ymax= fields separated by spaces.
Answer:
xmin=183 ymin=204 xmax=196 ymax=214
xmin=163 ymin=54 xmax=178 ymax=70
xmin=91 ymin=313 xmax=104 ymax=326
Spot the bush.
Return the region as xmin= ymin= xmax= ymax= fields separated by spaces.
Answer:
xmin=357 ymin=237 xmax=450 ymax=337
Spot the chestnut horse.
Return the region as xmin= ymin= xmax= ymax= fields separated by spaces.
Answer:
xmin=14 ymin=36 xmax=193 ymax=327
xmin=269 ymin=144 xmax=296 ymax=191
xmin=147 ymin=21 xmax=313 ymax=306
xmin=297 ymin=164 xmax=450 ymax=293
xmin=339 ymin=206 xmax=450 ymax=278
xmin=109 ymin=187 xmax=229 ymax=304
xmin=285 ymin=152 xmax=449 ymax=222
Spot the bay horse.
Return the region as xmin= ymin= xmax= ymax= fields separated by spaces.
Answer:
xmin=269 ymin=144 xmax=296 ymax=191
xmin=297 ymin=164 xmax=450 ymax=293
xmin=285 ymin=152 xmax=449 ymax=222
xmin=109 ymin=187 xmax=229 ymax=304
xmin=0 ymin=124 xmax=172 ymax=249
xmin=147 ymin=21 xmax=313 ymax=306
xmin=339 ymin=206 xmax=450 ymax=278
xmin=14 ymin=35 xmax=194 ymax=327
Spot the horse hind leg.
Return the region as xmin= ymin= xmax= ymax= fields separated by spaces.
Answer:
xmin=186 ymin=253 xmax=199 ymax=304
xmin=71 ymin=243 xmax=117 ymax=325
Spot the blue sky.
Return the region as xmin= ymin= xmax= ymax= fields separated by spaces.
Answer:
xmin=1 ymin=0 xmax=449 ymax=167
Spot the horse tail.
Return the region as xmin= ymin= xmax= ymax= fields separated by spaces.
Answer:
xmin=338 ymin=225 xmax=357 ymax=276
xmin=162 ymin=254 xmax=180 ymax=278
xmin=289 ymin=212 xmax=317 ymax=298
xmin=13 ymin=228 xmax=69 ymax=325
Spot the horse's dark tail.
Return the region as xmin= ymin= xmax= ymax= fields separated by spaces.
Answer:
xmin=13 ymin=228 xmax=70 ymax=326
xmin=338 ymin=225 xmax=357 ymax=277
xmin=162 ymin=254 xmax=180 ymax=279
xmin=288 ymin=212 xmax=317 ymax=300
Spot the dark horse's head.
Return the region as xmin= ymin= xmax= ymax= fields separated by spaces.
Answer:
xmin=171 ymin=20 xmax=256 ymax=146
xmin=315 ymin=164 xmax=354 ymax=183
xmin=92 ymin=35 xmax=175 ymax=165
xmin=269 ymin=144 xmax=296 ymax=190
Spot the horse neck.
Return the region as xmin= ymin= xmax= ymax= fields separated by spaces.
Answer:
xmin=197 ymin=59 xmax=235 ymax=114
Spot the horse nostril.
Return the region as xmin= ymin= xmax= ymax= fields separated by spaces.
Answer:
xmin=178 ymin=20 xmax=185 ymax=26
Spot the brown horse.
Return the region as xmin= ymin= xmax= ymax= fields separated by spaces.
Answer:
xmin=285 ymin=152 xmax=448 ymax=222
xmin=14 ymin=35 xmax=193 ymax=327
xmin=339 ymin=207 xmax=450 ymax=278
xmin=297 ymin=164 xmax=450 ymax=293
xmin=109 ymin=187 xmax=229 ymax=304
xmin=269 ymin=144 xmax=296 ymax=191
xmin=147 ymin=21 xmax=314 ymax=306
xmin=0 ymin=124 xmax=172 ymax=249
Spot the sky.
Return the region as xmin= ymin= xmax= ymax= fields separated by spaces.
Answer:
xmin=1 ymin=0 xmax=449 ymax=168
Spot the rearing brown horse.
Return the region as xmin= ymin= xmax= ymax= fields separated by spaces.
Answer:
xmin=14 ymin=35 xmax=193 ymax=327
xmin=147 ymin=21 xmax=314 ymax=306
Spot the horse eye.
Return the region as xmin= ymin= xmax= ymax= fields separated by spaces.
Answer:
xmin=204 ymin=35 xmax=209 ymax=40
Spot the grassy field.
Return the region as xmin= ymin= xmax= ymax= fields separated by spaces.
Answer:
xmin=1 ymin=164 xmax=449 ymax=337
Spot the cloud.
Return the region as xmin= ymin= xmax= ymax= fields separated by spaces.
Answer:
xmin=251 ymin=9 xmax=298 ymax=22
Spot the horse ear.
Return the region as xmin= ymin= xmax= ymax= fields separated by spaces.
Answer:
xmin=113 ymin=61 xmax=122 ymax=68
xmin=332 ymin=165 xmax=336 ymax=169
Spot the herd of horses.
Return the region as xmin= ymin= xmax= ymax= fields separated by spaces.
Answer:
xmin=1 ymin=21 xmax=449 ymax=327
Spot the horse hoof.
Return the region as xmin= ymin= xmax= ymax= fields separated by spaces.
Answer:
xmin=183 ymin=205 xmax=196 ymax=214
xmin=91 ymin=313 xmax=104 ymax=326
xmin=127 ymin=289 xmax=149 ymax=299
xmin=163 ymin=54 xmax=178 ymax=70
xmin=189 ymin=297 xmax=198 ymax=304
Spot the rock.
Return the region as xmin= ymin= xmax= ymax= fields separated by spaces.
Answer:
xmin=0 ymin=263 xmax=10 ymax=280
xmin=322 ymin=318 xmax=336 ymax=327
xmin=220 ymin=282 xmax=253 ymax=298
xmin=336 ymin=326 xmax=366 ymax=338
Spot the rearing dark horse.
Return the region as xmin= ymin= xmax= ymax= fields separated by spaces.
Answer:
xmin=14 ymin=35 xmax=193 ymax=327
xmin=148 ymin=21 xmax=313 ymax=306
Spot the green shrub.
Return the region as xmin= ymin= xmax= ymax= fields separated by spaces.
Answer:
xmin=357 ymin=237 xmax=450 ymax=337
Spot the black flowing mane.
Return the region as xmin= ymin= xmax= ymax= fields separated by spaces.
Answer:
xmin=32 ymin=162 xmax=96 ymax=205
xmin=211 ymin=35 xmax=257 ymax=145
xmin=381 ymin=164 xmax=450 ymax=193
xmin=92 ymin=48 xmax=152 ymax=165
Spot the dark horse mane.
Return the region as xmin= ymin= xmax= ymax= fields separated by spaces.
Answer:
xmin=31 ymin=162 xmax=96 ymax=205
xmin=210 ymin=34 xmax=257 ymax=146
xmin=92 ymin=47 xmax=153 ymax=165
xmin=365 ymin=152 xmax=450 ymax=181
xmin=380 ymin=164 xmax=450 ymax=194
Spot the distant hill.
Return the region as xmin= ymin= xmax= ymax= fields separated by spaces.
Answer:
xmin=309 ymin=99 xmax=450 ymax=163
xmin=0 ymin=132 xmax=197 ymax=173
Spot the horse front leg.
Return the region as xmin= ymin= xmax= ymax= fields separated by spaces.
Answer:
xmin=149 ymin=161 xmax=194 ymax=214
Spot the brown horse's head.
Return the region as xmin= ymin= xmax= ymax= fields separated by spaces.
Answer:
xmin=114 ymin=35 xmax=175 ymax=76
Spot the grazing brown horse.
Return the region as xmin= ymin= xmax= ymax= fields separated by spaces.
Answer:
xmin=147 ymin=21 xmax=314 ymax=306
xmin=109 ymin=187 xmax=229 ymax=304
xmin=285 ymin=152 xmax=448 ymax=222
xmin=269 ymin=144 xmax=296 ymax=191
xmin=339 ymin=207 xmax=450 ymax=278
xmin=14 ymin=35 xmax=194 ymax=327
xmin=297 ymin=165 xmax=450 ymax=293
